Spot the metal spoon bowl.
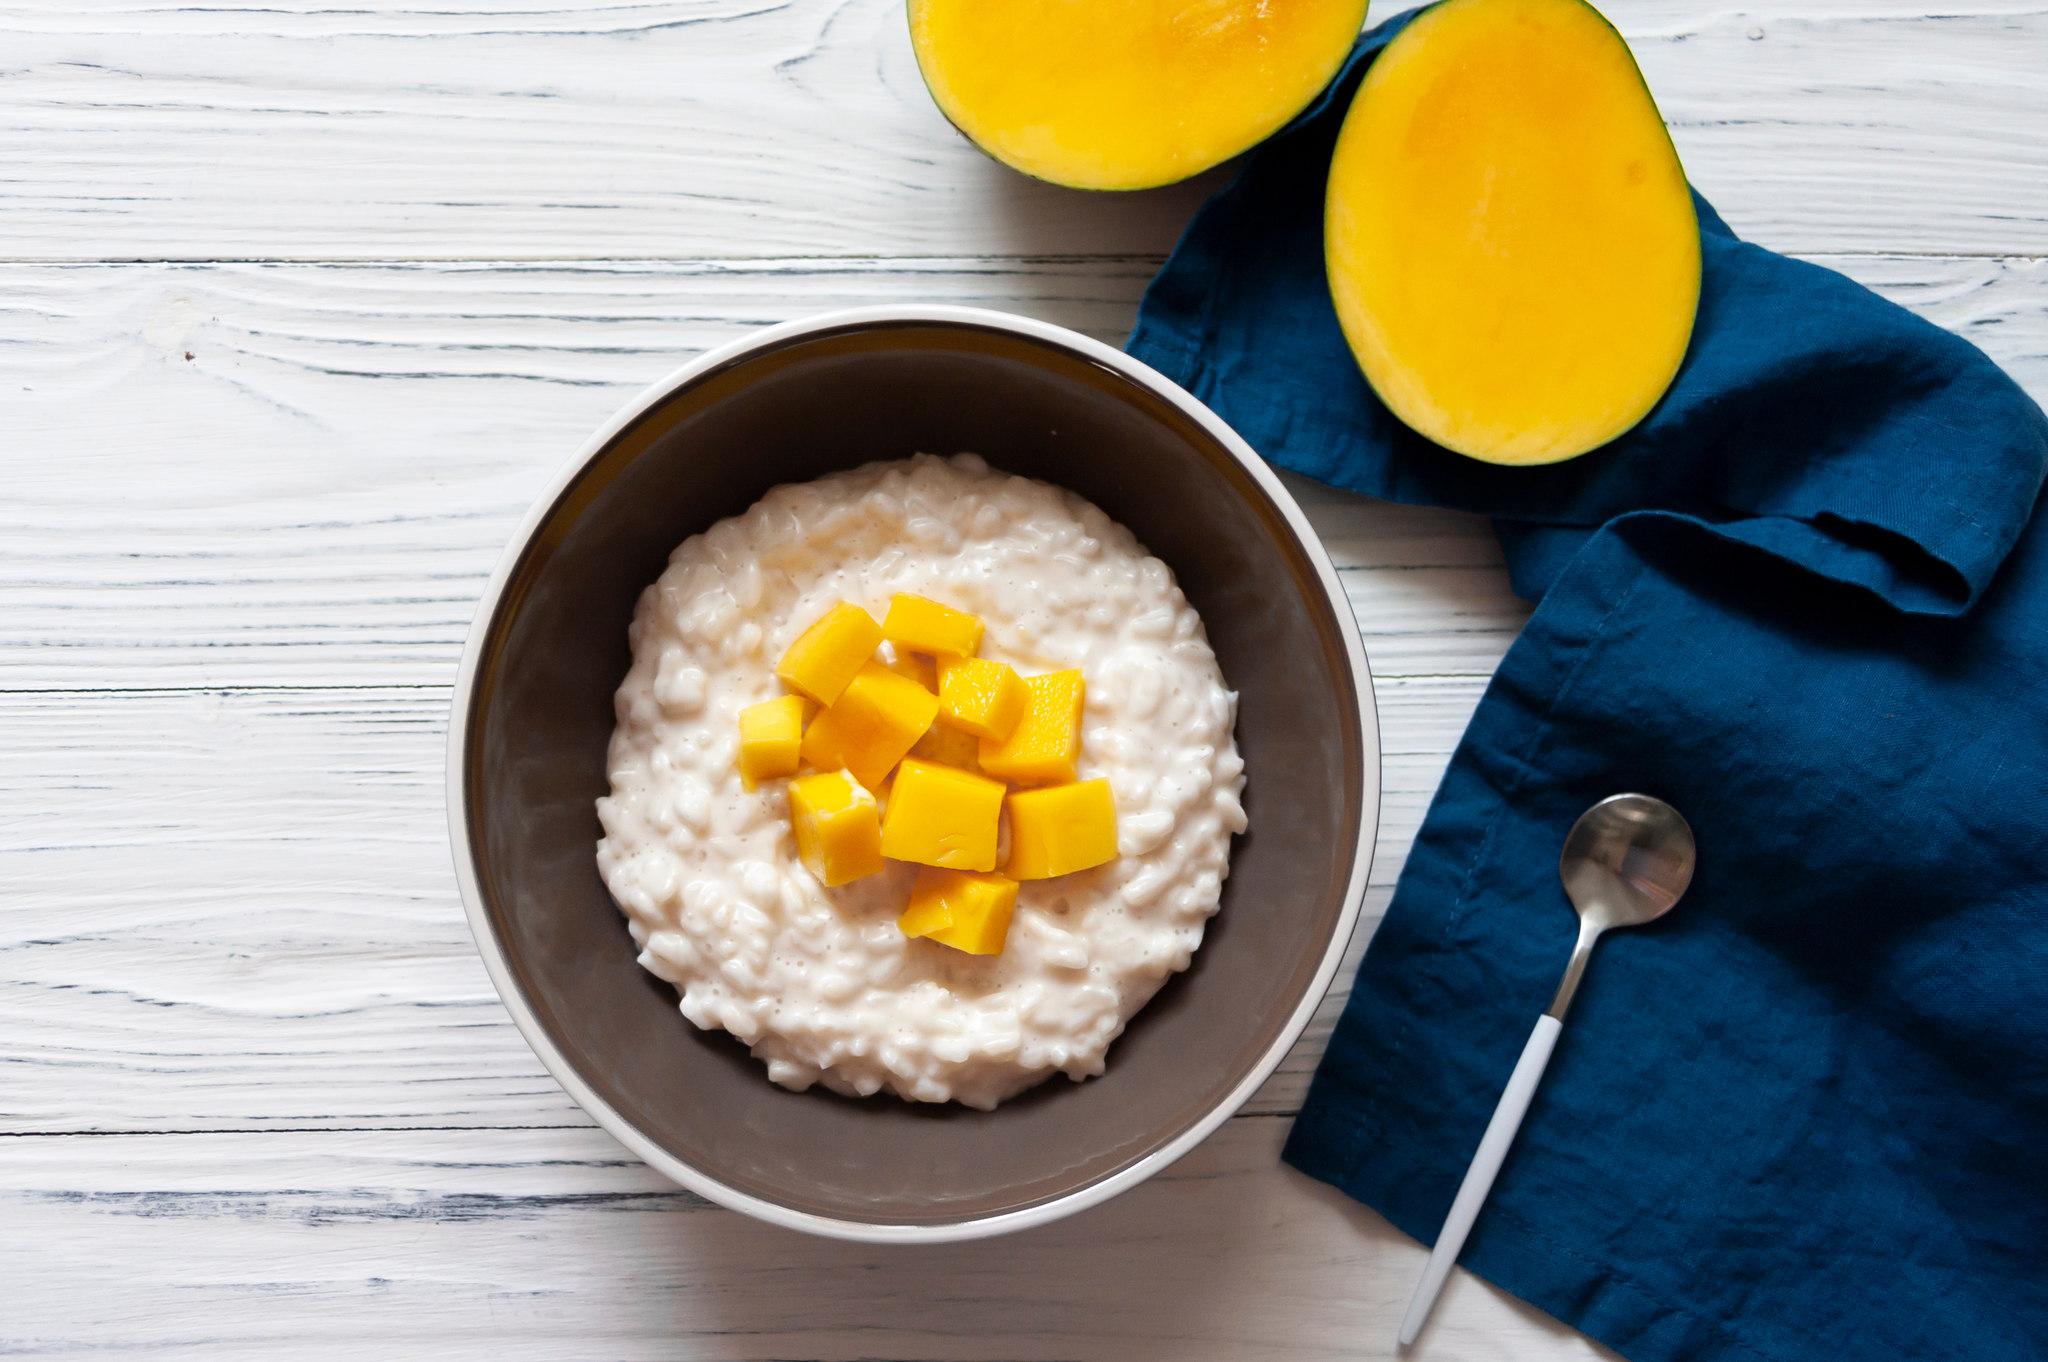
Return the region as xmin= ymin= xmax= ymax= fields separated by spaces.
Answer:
xmin=1548 ymin=794 xmax=1696 ymax=1021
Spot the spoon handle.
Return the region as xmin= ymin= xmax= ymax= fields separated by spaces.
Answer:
xmin=1397 ymin=1014 xmax=1563 ymax=1348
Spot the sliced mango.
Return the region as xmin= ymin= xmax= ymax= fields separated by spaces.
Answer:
xmin=911 ymin=722 xmax=983 ymax=773
xmin=879 ymin=644 xmax=938 ymax=694
xmin=882 ymin=593 xmax=983 ymax=658
xmin=936 ymin=655 xmax=1027 ymax=741
xmin=899 ymin=866 xmax=1020 ymax=955
xmin=879 ymin=757 xmax=1006 ymax=871
xmin=1325 ymin=0 xmax=1700 ymax=465
xmin=800 ymin=662 xmax=941 ymax=791
xmin=775 ymin=602 xmax=883 ymax=704
xmin=909 ymin=0 xmax=1373 ymax=191
xmin=1006 ymin=779 xmax=1118 ymax=880
xmin=736 ymin=694 xmax=806 ymax=790
xmin=788 ymin=770 xmax=884 ymax=887
xmin=896 ymin=872 xmax=959 ymax=940
xmin=978 ymin=669 xmax=1084 ymax=785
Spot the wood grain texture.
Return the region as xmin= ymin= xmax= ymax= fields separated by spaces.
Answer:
xmin=0 ymin=1120 xmax=1614 ymax=1362
xmin=5 ymin=253 xmax=2045 ymax=692
xmin=2 ymin=0 xmax=2042 ymax=1353
xmin=0 ymin=256 xmax=1525 ymax=690
xmin=0 ymin=675 xmax=1486 ymax=1134
xmin=0 ymin=0 xmax=2042 ymax=261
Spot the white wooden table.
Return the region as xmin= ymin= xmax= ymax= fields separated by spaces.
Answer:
xmin=2 ymin=2 xmax=2041 ymax=1356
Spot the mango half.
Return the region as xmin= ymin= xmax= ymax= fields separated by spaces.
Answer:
xmin=909 ymin=0 xmax=1372 ymax=192
xmin=1324 ymin=0 xmax=1700 ymax=465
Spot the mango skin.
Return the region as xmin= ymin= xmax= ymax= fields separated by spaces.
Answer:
xmin=909 ymin=0 xmax=1373 ymax=192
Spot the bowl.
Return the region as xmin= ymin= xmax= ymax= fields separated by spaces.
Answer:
xmin=447 ymin=306 xmax=1380 ymax=1242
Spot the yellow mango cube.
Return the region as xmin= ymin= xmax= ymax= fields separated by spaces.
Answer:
xmin=899 ymin=867 xmax=1020 ymax=955
xmin=911 ymin=721 xmax=982 ymax=772
xmin=882 ymin=593 xmax=983 ymax=658
xmin=978 ymin=669 xmax=1085 ymax=785
xmin=736 ymin=694 xmax=806 ymax=790
xmin=800 ymin=662 xmax=940 ymax=790
xmin=936 ymin=655 xmax=1027 ymax=741
xmin=879 ymin=645 xmax=937 ymax=694
xmin=788 ymin=770 xmax=884 ymax=887
xmin=1005 ymin=778 xmax=1118 ymax=879
xmin=880 ymin=758 xmax=1005 ymax=871
xmin=775 ymin=602 xmax=883 ymax=704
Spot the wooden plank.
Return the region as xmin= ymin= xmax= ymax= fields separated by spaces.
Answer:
xmin=0 ymin=0 xmax=2040 ymax=261
xmin=0 ymin=256 xmax=1523 ymax=689
xmin=0 ymin=675 xmax=1486 ymax=1135
xmin=0 ymin=1118 xmax=1609 ymax=1361
xmin=3 ymin=253 xmax=2043 ymax=691
xmin=1 ymin=3 xmax=2032 ymax=1351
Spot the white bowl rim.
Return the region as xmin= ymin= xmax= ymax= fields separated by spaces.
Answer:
xmin=445 ymin=303 xmax=1382 ymax=1244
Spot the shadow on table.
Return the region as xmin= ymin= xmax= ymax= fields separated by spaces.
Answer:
xmin=616 ymin=1116 xmax=1529 ymax=1362
xmin=963 ymin=158 xmax=1228 ymax=263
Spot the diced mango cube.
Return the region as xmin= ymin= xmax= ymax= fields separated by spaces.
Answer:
xmin=978 ymin=669 xmax=1085 ymax=784
xmin=736 ymin=694 xmax=806 ymax=789
xmin=911 ymin=721 xmax=982 ymax=772
xmin=882 ymin=593 xmax=983 ymax=658
xmin=788 ymin=770 xmax=884 ymax=887
xmin=937 ymin=655 xmax=1027 ymax=741
xmin=895 ymin=875 xmax=957 ymax=940
xmin=799 ymin=662 xmax=940 ymax=790
xmin=879 ymin=644 xmax=937 ymax=694
xmin=898 ymin=867 xmax=1020 ymax=955
xmin=880 ymin=758 xmax=1005 ymax=871
xmin=1005 ymin=778 xmax=1118 ymax=879
xmin=775 ymin=602 xmax=883 ymax=704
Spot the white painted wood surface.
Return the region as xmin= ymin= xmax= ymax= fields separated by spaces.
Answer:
xmin=1 ymin=1 xmax=2041 ymax=1357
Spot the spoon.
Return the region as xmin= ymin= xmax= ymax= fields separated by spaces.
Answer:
xmin=1398 ymin=793 xmax=1697 ymax=1349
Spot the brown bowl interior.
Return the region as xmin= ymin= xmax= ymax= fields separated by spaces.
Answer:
xmin=459 ymin=319 xmax=1367 ymax=1228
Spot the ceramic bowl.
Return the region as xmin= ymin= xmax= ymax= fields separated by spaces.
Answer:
xmin=448 ymin=306 xmax=1378 ymax=1242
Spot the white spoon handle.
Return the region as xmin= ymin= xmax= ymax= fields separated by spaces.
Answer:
xmin=1398 ymin=1013 xmax=1564 ymax=1349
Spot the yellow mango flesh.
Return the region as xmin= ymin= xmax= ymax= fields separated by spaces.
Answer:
xmin=735 ymin=694 xmax=806 ymax=790
xmin=937 ymin=655 xmax=1027 ymax=741
xmin=909 ymin=0 xmax=1373 ymax=191
xmin=800 ymin=662 xmax=940 ymax=791
xmin=775 ymin=602 xmax=883 ymax=704
xmin=880 ymin=758 xmax=1006 ymax=871
xmin=1005 ymin=779 xmax=1119 ymax=880
xmin=879 ymin=644 xmax=937 ymax=694
xmin=1325 ymin=0 xmax=1700 ymax=465
xmin=979 ymin=669 xmax=1084 ymax=785
xmin=895 ymin=877 xmax=957 ymax=940
xmin=882 ymin=593 xmax=982 ymax=658
xmin=788 ymin=770 xmax=884 ymax=887
xmin=899 ymin=867 xmax=1020 ymax=955
xmin=910 ymin=721 xmax=982 ymax=773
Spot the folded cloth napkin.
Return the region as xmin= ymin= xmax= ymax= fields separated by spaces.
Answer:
xmin=1128 ymin=12 xmax=2048 ymax=1362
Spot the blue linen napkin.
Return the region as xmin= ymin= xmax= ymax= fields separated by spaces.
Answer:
xmin=1128 ymin=12 xmax=2048 ymax=1362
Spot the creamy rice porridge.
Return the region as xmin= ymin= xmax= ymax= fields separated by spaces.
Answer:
xmin=595 ymin=454 xmax=1247 ymax=1109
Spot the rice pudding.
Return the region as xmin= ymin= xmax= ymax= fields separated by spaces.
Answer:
xmin=595 ymin=454 xmax=1247 ymax=1109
